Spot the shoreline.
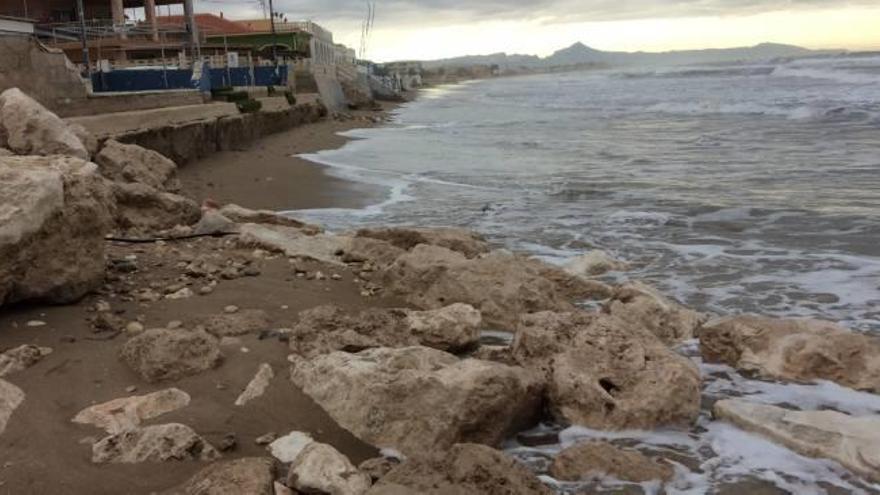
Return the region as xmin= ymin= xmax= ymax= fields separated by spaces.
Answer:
xmin=178 ymin=101 xmax=405 ymax=213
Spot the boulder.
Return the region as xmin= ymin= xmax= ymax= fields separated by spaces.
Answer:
xmin=289 ymin=347 xmax=543 ymax=456
xmin=0 ymin=88 xmax=89 ymax=159
xmin=112 ymin=182 xmax=201 ymax=233
xmin=91 ymin=423 xmax=219 ymax=463
xmin=549 ymin=441 xmax=674 ymax=482
xmin=356 ymin=227 xmax=490 ymax=258
xmin=0 ymin=155 xmax=113 ymax=305
xmin=289 ymin=304 xmax=481 ymax=357
xmin=512 ymin=312 xmax=701 ymax=429
xmin=0 ymin=344 xmax=52 ymax=377
xmin=196 ymin=309 xmax=271 ymax=337
xmin=120 ymin=328 xmax=223 ymax=383
xmin=67 ymin=123 xmax=99 ymax=158
xmin=367 ymin=443 xmax=552 ymax=495
xmin=0 ymin=378 xmax=24 ymax=435
xmin=192 ymin=209 xmax=238 ymax=236
xmin=219 ymin=204 xmax=319 ymax=232
xmin=268 ymin=431 xmax=314 ymax=463
xmin=563 ymin=250 xmax=628 ymax=277
xmin=72 ymin=388 xmax=191 ymax=434
xmin=604 ymin=282 xmax=705 ymax=346
xmin=340 ymin=236 xmax=405 ymax=268
xmin=700 ymin=315 xmax=880 ymax=392
xmin=287 ymin=442 xmax=372 ymax=495
xmin=235 ymin=363 xmax=274 ymax=406
xmin=405 ymin=304 xmax=483 ymax=352
xmin=176 ymin=457 xmax=276 ymax=495
xmin=382 ymin=246 xmax=605 ymax=330
xmin=95 ymin=139 xmax=180 ymax=191
xmin=714 ymin=399 xmax=880 ymax=483
xmin=237 ymin=224 xmax=349 ymax=265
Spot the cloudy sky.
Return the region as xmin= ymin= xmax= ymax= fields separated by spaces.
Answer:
xmin=188 ymin=0 xmax=880 ymax=61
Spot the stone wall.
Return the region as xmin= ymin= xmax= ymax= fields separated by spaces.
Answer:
xmin=0 ymin=35 xmax=89 ymax=111
xmin=112 ymin=103 xmax=327 ymax=165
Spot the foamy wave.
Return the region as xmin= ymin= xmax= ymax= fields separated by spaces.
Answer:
xmin=772 ymin=65 xmax=879 ymax=85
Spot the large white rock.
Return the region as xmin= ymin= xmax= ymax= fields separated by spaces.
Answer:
xmin=176 ymin=457 xmax=275 ymax=495
xmin=111 ymin=182 xmax=201 ymax=233
xmin=120 ymin=328 xmax=223 ymax=383
xmin=72 ymin=388 xmax=191 ymax=434
xmin=268 ymin=431 xmax=314 ymax=463
xmin=235 ymin=363 xmax=274 ymax=406
xmin=287 ymin=442 xmax=372 ymax=495
xmin=355 ymin=227 xmax=490 ymax=258
xmin=714 ymin=399 xmax=880 ymax=483
xmin=512 ymin=312 xmax=701 ymax=430
xmin=605 ymin=281 xmax=706 ymax=345
xmin=289 ymin=346 xmax=543 ymax=457
xmin=289 ymin=304 xmax=481 ymax=357
xmin=382 ymin=245 xmax=608 ymax=330
xmin=0 ymin=88 xmax=89 ymax=159
xmin=701 ymin=315 xmax=880 ymax=392
xmin=0 ymin=155 xmax=113 ymax=305
xmin=367 ymin=443 xmax=552 ymax=495
xmin=91 ymin=423 xmax=219 ymax=463
xmin=0 ymin=378 xmax=24 ymax=435
xmin=237 ymin=223 xmax=349 ymax=265
xmin=95 ymin=139 xmax=180 ymax=191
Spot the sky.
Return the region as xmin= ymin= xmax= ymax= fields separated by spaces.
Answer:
xmin=185 ymin=0 xmax=880 ymax=61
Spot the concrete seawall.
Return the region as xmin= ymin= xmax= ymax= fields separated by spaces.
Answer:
xmin=70 ymin=102 xmax=327 ymax=165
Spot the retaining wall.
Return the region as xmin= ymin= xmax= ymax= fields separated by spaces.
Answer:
xmin=110 ymin=102 xmax=327 ymax=165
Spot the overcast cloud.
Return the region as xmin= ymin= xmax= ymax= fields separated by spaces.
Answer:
xmin=201 ymin=0 xmax=876 ymax=25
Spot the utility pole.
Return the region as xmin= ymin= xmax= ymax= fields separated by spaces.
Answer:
xmin=268 ymin=0 xmax=278 ymax=65
xmin=183 ymin=0 xmax=199 ymax=58
xmin=76 ymin=0 xmax=90 ymax=80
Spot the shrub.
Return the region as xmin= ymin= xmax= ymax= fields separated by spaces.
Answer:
xmin=284 ymin=90 xmax=296 ymax=106
xmin=236 ymin=99 xmax=262 ymax=113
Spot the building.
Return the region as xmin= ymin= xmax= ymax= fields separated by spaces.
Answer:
xmin=382 ymin=60 xmax=423 ymax=91
xmin=0 ymin=15 xmax=35 ymax=35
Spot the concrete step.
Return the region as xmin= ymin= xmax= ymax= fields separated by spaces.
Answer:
xmin=67 ymin=102 xmax=240 ymax=139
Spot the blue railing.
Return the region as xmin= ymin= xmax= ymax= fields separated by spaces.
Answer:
xmin=91 ymin=65 xmax=288 ymax=93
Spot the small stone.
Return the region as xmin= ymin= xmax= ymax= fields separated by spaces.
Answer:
xmin=95 ymin=301 xmax=112 ymax=312
xmin=281 ymin=305 xmax=289 ymax=310
xmin=198 ymin=286 xmax=214 ymax=296
xmin=243 ymin=267 xmax=261 ymax=277
xmin=331 ymin=274 xmax=342 ymax=281
xmin=125 ymin=322 xmax=145 ymax=334
xmin=165 ymin=287 xmax=194 ymax=300
xmin=26 ymin=320 xmax=47 ymax=327
xmin=255 ymin=432 xmax=277 ymax=445
xmin=125 ymin=386 xmax=137 ymax=393
xmin=314 ymin=271 xmax=326 ymax=281
xmin=167 ymin=320 xmax=183 ymax=330
xmin=224 ymin=305 xmax=239 ymax=314
xmin=219 ymin=433 xmax=237 ymax=452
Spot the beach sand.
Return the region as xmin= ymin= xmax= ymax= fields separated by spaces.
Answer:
xmin=178 ymin=107 xmax=394 ymax=212
xmin=0 ymin=107 xmax=401 ymax=493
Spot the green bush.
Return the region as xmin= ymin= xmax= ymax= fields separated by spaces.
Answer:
xmin=236 ymin=99 xmax=262 ymax=113
xmin=284 ymin=90 xmax=296 ymax=106
xmin=267 ymin=85 xmax=277 ymax=96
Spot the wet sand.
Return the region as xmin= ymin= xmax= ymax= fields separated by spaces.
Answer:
xmin=178 ymin=107 xmax=395 ymax=212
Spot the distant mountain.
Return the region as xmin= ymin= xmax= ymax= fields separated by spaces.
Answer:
xmin=421 ymin=42 xmax=822 ymax=70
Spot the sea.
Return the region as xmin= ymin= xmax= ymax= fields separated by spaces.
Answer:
xmin=293 ymin=54 xmax=880 ymax=494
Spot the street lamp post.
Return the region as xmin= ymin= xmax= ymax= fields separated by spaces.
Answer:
xmin=268 ymin=0 xmax=278 ymax=65
xmin=76 ymin=0 xmax=90 ymax=80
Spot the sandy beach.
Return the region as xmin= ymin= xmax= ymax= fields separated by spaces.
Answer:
xmin=178 ymin=106 xmax=395 ymax=212
xmin=0 ymin=107 xmax=401 ymax=493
